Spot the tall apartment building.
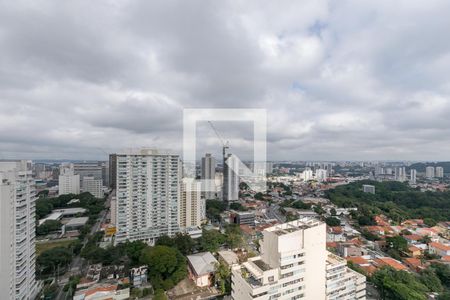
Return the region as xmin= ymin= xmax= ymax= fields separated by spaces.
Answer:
xmin=231 ymin=219 xmax=366 ymax=300
xmin=436 ymin=166 xmax=444 ymax=178
xmin=395 ymin=166 xmax=406 ymax=182
xmin=73 ymin=162 xmax=103 ymax=188
xmin=58 ymin=164 xmax=80 ymax=195
xmin=410 ymin=169 xmax=417 ymax=185
xmin=82 ymin=176 xmax=103 ymax=198
xmin=316 ymin=169 xmax=328 ymax=182
xmin=0 ymin=161 xmax=38 ymax=300
xmin=223 ymin=154 xmax=239 ymax=202
xmin=109 ymin=154 xmax=117 ymax=189
xmin=426 ymin=166 xmax=435 ymax=179
xmin=179 ymin=180 xmax=205 ymax=229
xmin=201 ymin=153 xmax=216 ymax=200
xmin=114 ymin=149 xmax=181 ymax=245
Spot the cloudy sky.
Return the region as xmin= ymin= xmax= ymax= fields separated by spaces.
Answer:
xmin=1 ymin=0 xmax=450 ymax=161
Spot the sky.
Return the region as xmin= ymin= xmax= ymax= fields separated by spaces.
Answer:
xmin=1 ymin=0 xmax=450 ymax=161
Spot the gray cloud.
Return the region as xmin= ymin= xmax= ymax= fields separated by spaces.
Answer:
xmin=1 ymin=0 xmax=450 ymax=161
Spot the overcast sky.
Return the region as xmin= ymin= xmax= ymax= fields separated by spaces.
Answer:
xmin=1 ymin=0 xmax=450 ymax=161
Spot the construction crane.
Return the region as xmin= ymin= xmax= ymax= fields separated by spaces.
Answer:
xmin=207 ymin=121 xmax=230 ymax=160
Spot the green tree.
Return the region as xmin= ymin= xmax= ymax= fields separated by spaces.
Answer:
xmin=419 ymin=269 xmax=443 ymax=292
xmin=199 ymin=229 xmax=225 ymax=252
xmin=325 ymin=217 xmax=341 ymax=227
xmin=386 ymin=236 xmax=408 ymax=252
xmin=37 ymin=247 xmax=73 ymax=276
xmin=224 ymin=225 xmax=244 ymax=249
xmin=140 ymin=246 xmax=187 ymax=291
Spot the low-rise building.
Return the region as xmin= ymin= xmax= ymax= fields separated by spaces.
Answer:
xmin=187 ymin=252 xmax=218 ymax=287
xmin=429 ymin=242 xmax=450 ymax=257
xmin=231 ymin=219 xmax=366 ymax=300
xmin=73 ymin=284 xmax=129 ymax=300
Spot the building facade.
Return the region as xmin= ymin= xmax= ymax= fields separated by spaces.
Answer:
xmin=58 ymin=163 xmax=80 ymax=195
xmin=223 ymin=154 xmax=239 ymax=202
xmin=231 ymin=219 xmax=366 ymax=300
xmin=436 ymin=166 xmax=444 ymax=178
xmin=201 ymin=153 xmax=216 ymax=200
xmin=82 ymin=176 xmax=103 ymax=198
xmin=410 ymin=169 xmax=417 ymax=184
xmin=0 ymin=161 xmax=38 ymax=300
xmin=426 ymin=166 xmax=435 ymax=179
xmin=179 ymin=180 xmax=205 ymax=229
xmin=114 ymin=149 xmax=181 ymax=245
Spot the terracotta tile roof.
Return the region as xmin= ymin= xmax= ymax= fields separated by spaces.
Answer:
xmin=328 ymin=226 xmax=343 ymax=234
xmin=403 ymin=258 xmax=422 ymax=268
xmin=346 ymin=256 xmax=369 ymax=265
xmin=441 ymin=256 xmax=450 ymax=262
xmin=403 ymin=234 xmax=422 ymax=241
xmin=374 ymin=257 xmax=408 ymax=271
xmin=408 ymin=245 xmax=421 ymax=252
xmin=361 ymin=265 xmax=377 ymax=275
xmin=240 ymin=224 xmax=255 ymax=235
xmin=430 ymin=242 xmax=450 ymax=252
xmin=326 ymin=242 xmax=338 ymax=248
xmin=84 ymin=285 xmax=117 ymax=297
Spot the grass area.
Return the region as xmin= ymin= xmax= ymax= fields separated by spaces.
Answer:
xmin=36 ymin=239 xmax=75 ymax=255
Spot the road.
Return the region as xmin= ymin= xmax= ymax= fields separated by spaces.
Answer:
xmin=266 ymin=204 xmax=286 ymax=223
xmin=54 ymin=192 xmax=112 ymax=300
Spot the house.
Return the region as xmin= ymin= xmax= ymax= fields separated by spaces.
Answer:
xmin=407 ymin=245 xmax=422 ymax=258
xmin=327 ymin=226 xmax=345 ymax=242
xmin=130 ymin=266 xmax=147 ymax=287
xmin=374 ymin=257 xmax=408 ymax=271
xmin=187 ymin=252 xmax=218 ymax=287
xmin=73 ymin=284 xmax=130 ymax=300
xmin=429 ymin=242 xmax=450 ymax=257
xmin=337 ymin=243 xmax=364 ymax=257
xmin=218 ymin=250 xmax=239 ymax=267
xmin=403 ymin=234 xmax=423 ymax=244
xmin=403 ymin=258 xmax=426 ymax=272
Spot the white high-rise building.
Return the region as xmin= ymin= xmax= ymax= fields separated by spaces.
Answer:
xmin=58 ymin=163 xmax=80 ymax=195
xmin=0 ymin=161 xmax=38 ymax=300
xmin=82 ymin=176 xmax=103 ymax=198
xmin=316 ymin=169 xmax=328 ymax=182
xmin=231 ymin=219 xmax=366 ymax=300
xmin=300 ymin=168 xmax=313 ymax=181
xmin=201 ymin=153 xmax=216 ymax=200
xmin=223 ymin=154 xmax=239 ymax=202
xmin=114 ymin=149 xmax=181 ymax=245
xmin=395 ymin=167 xmax=406 ymax=182
xmin=426 ymin=166 xmax=435 ymax=179
xmin=179 ymin=180 xmax=205 ymax=229
xmin=410 ymin=169 xmax=417 ymax=185
xmin=436 ymin=166 xmax=444 ymax=178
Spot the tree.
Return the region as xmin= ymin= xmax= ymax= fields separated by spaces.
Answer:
xmin=325 ymin=217 xmax=341 ymax=227
xmin=199 ymin=229 xmax=225 ymax=252
xmin=153 ymin=289 xmax=168 ymax=300
xmin=254 ymin=192 xmax=264 ymax=200
xmin=140 ymin=246 xmax=187 ymax=291
xmin=431 ymin=263 xmax=450 ymax=288
xmin=36 ymin=220 xmax=62 ymax=235
xmin=357 ymin=215 xmax=375 ymax=226
xmin=386 ymin=236 xmax=408 ymax=252
xmin=372 ymin=267 xmax=428 ymax=300
xmin=206 ymin=200 xmax=227 ymax=221
xmin=224 ymin=225 xmax=244 ymax=250
xmin=419 ymin=269 xmax=443 ymax=292
xmin=229 ymin=202 xmax=248 ymax=211
xmin=330 ymin=208 xmax=337 ymax=216
xmin=215 ymin=261 xmax=231 ymax=294
xmin=37 ymin=247 xmax=73 ymax=276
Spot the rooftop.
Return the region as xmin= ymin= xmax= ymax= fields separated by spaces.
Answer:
xmin=265 ymin=218 xmax=323 ymax=235
xmin=187 ymin=252 xmax=218 ymax=276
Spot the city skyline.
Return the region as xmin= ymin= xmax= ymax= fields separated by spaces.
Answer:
xmin=2 ymin=1 xmax=450 ymax=161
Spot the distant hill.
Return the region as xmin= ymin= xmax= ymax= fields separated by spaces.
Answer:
xmin=408 ymin=162 xmax=450 ymax=173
